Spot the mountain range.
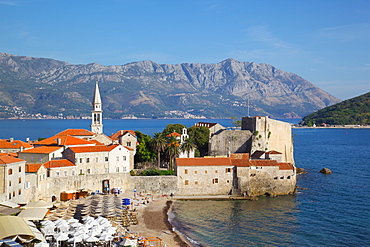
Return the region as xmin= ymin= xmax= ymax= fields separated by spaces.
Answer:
xmin=0 ymin=53 xmax=340 ymax=119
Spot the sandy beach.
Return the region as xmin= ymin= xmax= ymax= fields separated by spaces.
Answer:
xmin=128 ymin=195 xmax=191 ymax=246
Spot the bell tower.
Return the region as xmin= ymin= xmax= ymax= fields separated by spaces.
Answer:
xmin=91 ymin=81 xmax=103 ymax=134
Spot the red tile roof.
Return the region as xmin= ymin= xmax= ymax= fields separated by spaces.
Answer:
xmin=266 ymin=150 xmax=282 ymax=154
xmin=0 ymin=156 xmax=24 ymax=165
xmin=177 ymin=153 xmax=294 ymax=171
xmin=20 ymin=146 xmax=62 ymax=154
xmin=110 ymin=130 xmax=136 ymax=139
xmin=88 ymin=139 xmax=104 ymax=145
xmin=25 ymin=163 xmax=42 ymax=172
xmin=43 ymin=159 xmax=75 ymax=168
xmin=55 ymin=129 xmax=96 ymax=136
xmin=176 ymin=157 xmax=232 ymax=166
xmin=0 ymin=139 xmax=33 ymax=149
xmin=67 ymin=144 xmax=119 ymax=153
xmin=34 ymin=135 xmax=95 ymax=146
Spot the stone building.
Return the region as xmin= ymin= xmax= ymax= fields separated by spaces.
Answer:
xmin=176 ymin=153 xmax=296 ymax=197
xmin=0 ymin=156 xmax=26 ymax=204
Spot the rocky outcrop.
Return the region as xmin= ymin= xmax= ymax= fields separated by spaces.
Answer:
xmin=0 ymin=53 xmax=341 ymax=118
xmin=320 ymin=168 xmax=332 ymax=174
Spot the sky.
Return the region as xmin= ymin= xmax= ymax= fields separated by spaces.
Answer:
xmin=0 ymin=0 xmax=369 ymax=100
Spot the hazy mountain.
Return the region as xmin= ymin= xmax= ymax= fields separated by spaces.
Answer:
xmin=0 ymin=53 xmax=340 ymax=119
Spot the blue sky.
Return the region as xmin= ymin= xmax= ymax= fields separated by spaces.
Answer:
xmin=0 ymin=0 xmax=369 ymax=100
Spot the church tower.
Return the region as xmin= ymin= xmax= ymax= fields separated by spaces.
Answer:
xmin=91 ymin=81 xmax=103 ymax=134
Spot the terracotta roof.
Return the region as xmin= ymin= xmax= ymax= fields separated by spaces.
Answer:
xmin=0 ymin=156 xmax=25 ymax=165
xmin=88 ymin=139 xmax=104 ymax=145
xmin=43 ymin=159 xmax=75 ymax=168
xmin=67 ymin=144 xmax=119 ymax=153
xmin=0 ymin=139 xmax=33 ymax=149
xmin=266 ymin=150 xmax=282 ymax=154
xmin=20 ymin=146 xmax=62 ymax=154
xmin=25 ymin=163 xmax=42 ymax=172
xmin=167 ymin=132 xmax=181 ymax=137
xmin=178 ymin=153 xmax=294 ymax=171
xmin=110 ymin=130 xmax=136 ymax=139
xmin=124 ymin=146 xmax=134 ymax=151
xmin=55 ymin=129 xmax=96 ymax=136
xmin=176 ymin=157 xmax=232 ymax=166
xmin=34 ymin=135 xmax=95 ymax=146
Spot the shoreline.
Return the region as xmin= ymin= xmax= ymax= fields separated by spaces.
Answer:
xmin=128 ymin=195 xmax=193 ymax=246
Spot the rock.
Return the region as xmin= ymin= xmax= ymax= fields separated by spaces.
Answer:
xmin=320 ymin=168 xmax=332 ymax=174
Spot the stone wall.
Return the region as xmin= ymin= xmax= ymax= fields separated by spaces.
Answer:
xmin=242 ymin=116 xmax=294 ymax=164
xmin=238 ymin=166 xmax=296 ymax=196
xmin=209 ymin=130 xmax=252 ymax=156
xmin=129 ymin=176 xmax=178 ymax=195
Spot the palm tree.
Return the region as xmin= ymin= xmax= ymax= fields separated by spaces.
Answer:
xmin=165 ymin=135 xmax=181 ymax=170
xmin=150 ymin=132 xmax=167 ymax=169
xmin=181 ymin=138 xmax=197 ymax=158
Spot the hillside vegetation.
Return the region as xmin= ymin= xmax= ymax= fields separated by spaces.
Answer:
xmin=302 ymin=92 xmax=370 ymax=125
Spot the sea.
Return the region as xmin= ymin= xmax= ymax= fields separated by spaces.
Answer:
xmin=1 ymin=119 xmax=369 ymax=246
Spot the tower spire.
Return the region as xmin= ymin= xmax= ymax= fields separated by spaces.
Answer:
xmin=91 ymin=81 xmax=103 ymax=134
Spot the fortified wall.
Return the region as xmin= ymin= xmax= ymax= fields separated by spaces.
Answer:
xmin=242 ymin=116 xmax=294 ymax=164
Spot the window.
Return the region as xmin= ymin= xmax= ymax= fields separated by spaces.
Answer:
xmin=227 ymin=179 xmax=230 ymax=183
xmin=215 ymin=170 xmax=218 ymax=173
xmin=18 ymin=189 xmax=21 ymax=195
xmin=123 ymin=167 xmax=127 ymax=172
xmin=95 ymin=157 xmax=99 ymax=162
xmin=80 ymin=158 xmax=83 ymax=163
xmin=86 ymin=158 xmax=90 ymax=163
xmin=31 ymin=155 xmax=34 ymax=161
xmin=38 ymin=155 xmax=42 ymax=161
xmin=8 ymin=169 xmax=12 ymax=175
xmin=87 ymin=169 xmax=91 ymax=174
xmin=116 ymin=167 xmax=119 ymax=172
xmin=13 ymin=191 xmax=15 ymax=197
xmin=195 ymin=181 xmax=198 ymax=185
xmin=184 ymin=169 xmax=188 ymax=174
xmin=226 ymin=168 xmax=231 ymax=173
xmin=205 ymin=170 xmax=208 ymax=174
xmin=9 ymin=193 xmax=11 ymax=199
xmin=280 ymin=176 xmax=284 ymax=179
xmin=19 ymin=166 xmax=22 ymax=172
xmin=18 ymin=177 xmax=21 ymax=183
xmin=72 ymin=170 xmax=75 ymax=176
xmin=213 ymin=178 xmax=219 ymax=184
xmin=25 ymin=182 xmax=30 ymax=189
xmin=287 ymin=176 xmax=291 ymax=179
xmin=274 ymin=177 xmax=278 ymax=180
xmin=56 ymin=172 xmax=60 ymax=177
xmin=116 ymin=156 xmax=119 ymax=161
xmin=64 ymin=171 xmax=67 ymax=176
xmin=185 ymin=180 xmax=189 ymax=185
xmin=194 ymin=170 xmax=198 ymax=174
xmin=9 ymin=181 xmax=11 ymax=187
xmin=105 ymin=168 xmax=109 ymax=173
xmin=80 ymin=169 xmax=83 ymax=175
xmin=123 ymin=156 xmax=126 ymax=161
xmin=105 ymin=157 xmax=109 ymax=162
xmin=127 ymin=142 xmax=131 ymax=147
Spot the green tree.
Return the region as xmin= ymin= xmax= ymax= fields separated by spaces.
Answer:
xmin=161 ymin=123 xmax=187 ymax=137
xmin=164 ymin=135 xmax=181 ymax=170
xmin=150 ymin=132 xmax=167 ymax=169
xmin=134 ymin=131 xmax=155 ymax=163
xmin=188 ymin=126 xmax=210 ymax=157
xmin=180 ymin=138 xmax=197 ymax=158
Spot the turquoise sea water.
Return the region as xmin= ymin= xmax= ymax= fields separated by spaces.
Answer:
xmin=170 ymin=128 xmax=370 ymax=246
xmin=1 ymin=119 xmax=367 ymax=246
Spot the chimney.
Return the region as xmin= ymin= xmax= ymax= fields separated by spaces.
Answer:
xmin=57 ymin=138 xmax=61 ymax=146
xmin=9 ymin=138 xmax=14 ymax=142
xmin=26 ymin=137 xmax=30 ymax=142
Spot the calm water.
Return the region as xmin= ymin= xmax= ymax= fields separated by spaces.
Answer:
xmin=171 ymin=128 xmax=370 ymax=246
